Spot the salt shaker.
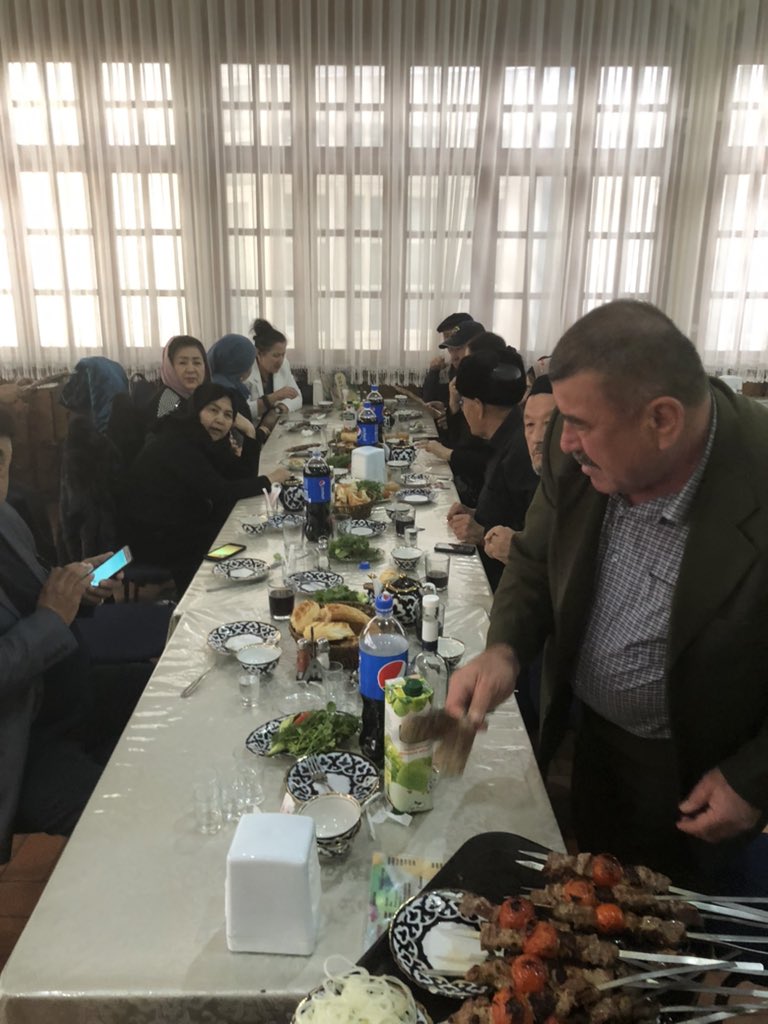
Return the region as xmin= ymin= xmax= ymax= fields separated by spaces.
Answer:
xmin=316 ymin=536 xmax=330 ymax=571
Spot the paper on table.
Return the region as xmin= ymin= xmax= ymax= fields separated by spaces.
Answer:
xmin=364 ymin=851 xmax=443 ymax=946
xmin=422 ymin=921 xmax=483 ymax=974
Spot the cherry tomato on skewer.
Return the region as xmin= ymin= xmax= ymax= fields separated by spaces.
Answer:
xmin=511 ymin=954 xmax=549 ymax=995
xmin=595 ymin=902 xmax=625 ymax=934
xmin=562 ymin=878 xmax=597 ymax=906
xmin=498 ymin=896 xmax=536 ymax=931
xmin=591 ymin=853 xmax=623 ymax=888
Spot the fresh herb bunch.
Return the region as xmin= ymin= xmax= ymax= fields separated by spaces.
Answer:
xmin=268 ymin=703 xmax=360 ymax=756
xmin=328 ymin=535 xmax=378 ymax=561
xmin=326 ymin=451 xmax=351 ymax=469
xmin=312 ymin=584 xmax=370 ymax=606
xmin=358 ymin=479 xmax=384 ymax=501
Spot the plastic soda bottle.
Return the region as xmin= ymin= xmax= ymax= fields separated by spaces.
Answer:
xmin=356 ymin=401 xmax=378 ymax=447
xmin=358 ymin=592 xmax=409 ymax=767
xmin=303 ymin=448 xmax=332 ymax=542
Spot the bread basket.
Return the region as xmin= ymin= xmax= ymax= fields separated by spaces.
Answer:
xmin=289 ymin=600 xmax=373 ymax=670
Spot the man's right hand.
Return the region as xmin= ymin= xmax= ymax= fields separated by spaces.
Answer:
xmin=38 ymin=564 xmax=91 ymax=625
xmin=445 ymin=644 xmax=520 ymax=727
xmin=447 ymin=500 xmax=472 ymax=521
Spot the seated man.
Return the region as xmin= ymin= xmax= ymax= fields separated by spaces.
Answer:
xmin=484 ymin=375 xmax=557 ymax=567
xmin=0 ymin=409 xmax=148 ymax=863
xmin=422 ymin=312 xmax=475 ymax=406
xmin=446 ymin=347 xmax=538 ymax=590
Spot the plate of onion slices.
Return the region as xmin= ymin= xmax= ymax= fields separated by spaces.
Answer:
xmin=292 ymin=961 xmax=433 ymax=1023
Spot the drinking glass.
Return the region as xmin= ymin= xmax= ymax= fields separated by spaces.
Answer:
xmin=282 ymin=518 xmax=304 ymax=556
xmin=268 ymin=565 xmax=295 ymax=620
xmin=395 ymin=508 xmax=416 ymax=537
xmin=425 ymin=552 xmax=450 ymax=591
xmin=238 ymin=670 xmax=261 ymax=708
xmin=192 ymin=774 xmax=222 ymax=834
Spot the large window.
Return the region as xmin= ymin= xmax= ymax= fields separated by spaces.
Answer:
xmin=0 ymin=0 xmax=765 ymax=377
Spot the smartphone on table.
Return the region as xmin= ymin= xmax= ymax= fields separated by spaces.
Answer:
xmin=204 ymin=543 xmax=246 ymax=562
xmin=434 ymin=542 xmax=476 ymax=556
xmin=88 ymin=545 xmax=133 ymax=585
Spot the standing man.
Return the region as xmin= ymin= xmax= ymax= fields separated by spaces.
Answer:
xmin=447 ymin=300 xmax=768 ymax=887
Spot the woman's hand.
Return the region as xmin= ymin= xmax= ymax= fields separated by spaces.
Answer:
xmin=234 ymin=413 xmax=256 ymax=438
xmin=272 ymin=386 xmax=298 ymax=403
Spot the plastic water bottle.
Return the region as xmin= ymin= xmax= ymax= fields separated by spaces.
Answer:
xmin=358 ymin=592 xmax=409 ymax=767
xmin=365 ymin=384 xmax=385 ymax=443
xmin=408 ymin=593 xmax=448 ymax=707
xmin=356 ymin=401 xmax=378 ymax=447
xmin=303 ymin=449 xmax=332 ymax=542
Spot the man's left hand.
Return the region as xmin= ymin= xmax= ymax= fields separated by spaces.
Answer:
xmin=81 ymin=551 xmax=123 ymax=605
xmin=450 ymin=514 xmax=484 ymax=545
xmin=677 ymin=767 xmax=761 ymax=843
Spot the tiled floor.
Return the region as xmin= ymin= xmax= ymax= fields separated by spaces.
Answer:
xmin=0 ymin=833 xmax=67 ymax=972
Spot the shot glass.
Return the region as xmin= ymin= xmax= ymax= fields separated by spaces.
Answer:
xmin=192 ymin=774 xmax=222 ymax=834
xmin=322 ymin=660 xmax=346 ymax=707
xmin=425 ymin=552 xmax=450 ymax=591
xmin=238 ymin=671 xmax=261 ymax=708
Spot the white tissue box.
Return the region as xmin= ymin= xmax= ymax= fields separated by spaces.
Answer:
xmin=226 ymin=813 xmax=321 ymax=955
xmin=351 ymin=445 xmax=386 ymax=483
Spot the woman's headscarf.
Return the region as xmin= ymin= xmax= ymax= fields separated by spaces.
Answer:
xmin=160 ymin=335 xmax=209 ymax=398
xmin=207 ymin=334 xmax=256 ymax=398
xmin=190 ymin=381 xmax=237 ymax=418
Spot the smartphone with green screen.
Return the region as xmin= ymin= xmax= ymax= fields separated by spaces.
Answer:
xmin=204 ymin=543 xmax=246 ymax=562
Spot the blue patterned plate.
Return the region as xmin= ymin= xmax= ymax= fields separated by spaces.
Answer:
xmin=207 ymin=620 xmax=280 ymax=654
xmin=285 ymin=751 xmax=379 ymax=802
xmin=336 ymin=518 xmax=388 ymax=538
xmin=397 ymin=487 xmax=437 ymax=505
xmin=266 ymin=513 xmax=304 ymax=529
xmin=287 ymin=569 xmax=344 ymax=593
xmin=388 ymin=888 xmax=486 ymax=999
xmin=211 ymin=557 xmax=269 ymax=582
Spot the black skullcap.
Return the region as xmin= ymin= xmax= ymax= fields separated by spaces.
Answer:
xmin=438 ymin=320 xmax=486 ymax=349
xmin=436 ymin=312 xmax=474 ymax=333
xmin=528 ymin=373 xmax=553 ymax=396
xmin=456 ymin=348 xmax=527 ymax=407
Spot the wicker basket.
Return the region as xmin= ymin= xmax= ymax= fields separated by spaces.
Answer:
xmin=289 ymin=600 xmax=372 ymax=670
xmin=333 ymin=500 xmax=374 ymax=521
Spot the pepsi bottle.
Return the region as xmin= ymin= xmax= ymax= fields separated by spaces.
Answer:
xmin=303 ymin=448 xmax=332 ymax=542
xmin=366 ymin=384 xmax=385 ymax=443
xmin=358 ymin=592 xmax=409 ymax=767
xmin=357 ymin=401 xmax=378 ymax=447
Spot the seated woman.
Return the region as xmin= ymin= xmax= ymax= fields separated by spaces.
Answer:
xmin=206 ymin=334 xmax=259 ymax=438
xmin=145 ymin=335 xmax=209 ymax=426
xmin=122 ymin=382 xmax=288 ymax=594
xmin=247 ymin=318 xmax=303 ymax=419
xmin=446 ymin=347 xmax=538 ymax=590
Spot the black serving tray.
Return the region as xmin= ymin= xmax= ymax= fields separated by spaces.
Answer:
xmin=357 ymin=831 xmax=552 ymax=1023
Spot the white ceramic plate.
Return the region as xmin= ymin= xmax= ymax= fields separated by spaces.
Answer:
xmin=287 ymin=569 xmax=344 ymax=593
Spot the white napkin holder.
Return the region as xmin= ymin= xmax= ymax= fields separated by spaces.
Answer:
xmin=351 ymin=445 xmax=386 ymax=484
xmin=225 ymin=813 xmax=321 ymax=955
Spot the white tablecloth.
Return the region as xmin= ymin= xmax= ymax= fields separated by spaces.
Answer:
xmin=0 ymin=410 xmax=563 ymax=1024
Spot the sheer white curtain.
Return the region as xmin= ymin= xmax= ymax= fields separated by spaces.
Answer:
xmin=0 ymin=0 xmax=766 ymax=380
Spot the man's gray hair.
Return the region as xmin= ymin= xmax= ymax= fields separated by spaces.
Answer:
xmin=549 ymin=300 xmax=709 ymax=410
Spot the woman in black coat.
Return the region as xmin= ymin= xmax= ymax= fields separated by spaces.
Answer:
xmin=122 ymin=382 xmax=287 ymax=593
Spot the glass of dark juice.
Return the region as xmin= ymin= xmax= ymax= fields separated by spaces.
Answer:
xmin=268 ymin=566 xmax=295 ymax=620
xmin=425 ymin=552 xmax=450 ymax=591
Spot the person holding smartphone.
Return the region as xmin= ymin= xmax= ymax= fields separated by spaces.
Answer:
xmin=0 ymin=408 xmax=149 ymax=863
xmin=122 ymin=382 xmax=289 ymax=594
xmin=446 ymin=346 xmax=539 ymax=590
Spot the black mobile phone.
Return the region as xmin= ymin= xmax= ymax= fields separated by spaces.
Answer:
xmin=204 ymin=543 xmax=246 ymax=562
xmin=434 ymin=542 xmax=475 ymax=556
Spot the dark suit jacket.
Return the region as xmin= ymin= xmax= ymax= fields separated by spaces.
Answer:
xmin=488 ymin=379 xmax=768 ymax=818
xmin=0 ymin=504 xmax=78 ymax=862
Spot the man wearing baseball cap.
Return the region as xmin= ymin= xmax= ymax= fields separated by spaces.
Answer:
xmin=422 ymin=312 xmax=477 ymax=406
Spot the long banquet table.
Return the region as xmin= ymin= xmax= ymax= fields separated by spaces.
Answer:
xmin=0 ymin=406 xmax=564 ymax=1024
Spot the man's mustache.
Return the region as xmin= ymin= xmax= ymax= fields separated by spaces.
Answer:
xmin=572 ymin=450 xmax=599 ymax=469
